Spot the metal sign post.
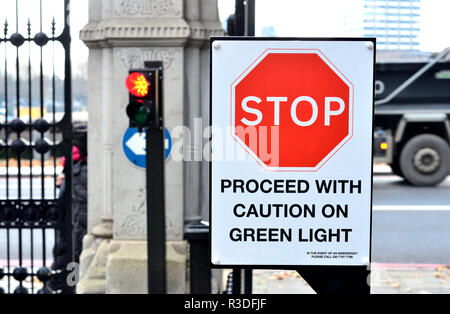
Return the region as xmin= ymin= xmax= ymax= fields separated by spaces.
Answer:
xmin=296 ymin=265 xmax=370 ymax=294
xmin=144 ymin=61 xmax=166 ymax=294
xmin=124 ymin=61 xmax=166 ymax=294
xmin=146 ymin=124 xmax=166 ymax=294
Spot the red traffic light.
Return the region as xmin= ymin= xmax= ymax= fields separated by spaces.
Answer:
xmin=126 ymin=72 xmax=150 ymax=97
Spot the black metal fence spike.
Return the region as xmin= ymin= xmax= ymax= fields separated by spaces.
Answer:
xmin=52 ymin=17 xmax=56 ymax=35
xmin=27 ymin=18 xmax=31 ymax=36
xmin=4 ymin=19 xmax=8 ymax=35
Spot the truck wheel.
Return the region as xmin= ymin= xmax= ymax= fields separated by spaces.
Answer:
xmin=400 ymin=134 xmax=450 ymax=186
xmin=389 ymin=156 xmax=403 ymax=177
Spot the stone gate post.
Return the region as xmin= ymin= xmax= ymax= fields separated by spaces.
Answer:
xmin=78 ymin=0 xmax=223 ymax=294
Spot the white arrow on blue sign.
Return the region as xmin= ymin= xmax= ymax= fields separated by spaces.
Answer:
xmin=122 ymin=127 xmax=172 ymax=168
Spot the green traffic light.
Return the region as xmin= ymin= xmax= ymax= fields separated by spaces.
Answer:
xmin=134 ymin=105 xmax=149 ymax=124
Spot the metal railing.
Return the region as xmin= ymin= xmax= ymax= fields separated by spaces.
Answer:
xmin=0 ymin=0 xmax=73 ymax=294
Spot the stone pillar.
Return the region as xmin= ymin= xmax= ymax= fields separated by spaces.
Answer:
xmin=183 ymin=0 xmax=202 ymax=225
xmin=76 ymin=0 xmax=112 ymax=294
xmin=78 ymin=0 xmax=224 ymax=294
xmin=199 ymin=0 xmax=223 ymax=220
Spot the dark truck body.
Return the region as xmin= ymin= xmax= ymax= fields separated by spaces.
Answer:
xmin=373 ymin=59 xmax=450 ymax=186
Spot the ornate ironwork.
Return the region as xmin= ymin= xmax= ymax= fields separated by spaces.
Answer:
xmin=0 ymin=0 xmax=73 ymax=294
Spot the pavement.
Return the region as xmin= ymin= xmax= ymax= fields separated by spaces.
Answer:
xmin=251 ymin=264 xmax=450 ymax=294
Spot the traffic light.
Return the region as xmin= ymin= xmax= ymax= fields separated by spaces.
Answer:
xmin=125 ymin=67 xmax=162 ymax=129
xmin=124 ymin=62 xmax=166 ymax=293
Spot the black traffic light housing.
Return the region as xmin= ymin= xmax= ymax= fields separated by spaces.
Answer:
xmin=126 ymin=62 xmax=163 ymax=130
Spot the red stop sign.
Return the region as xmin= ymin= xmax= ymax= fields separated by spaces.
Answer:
xmin=232 ymin=49 xmax=353 ymax=171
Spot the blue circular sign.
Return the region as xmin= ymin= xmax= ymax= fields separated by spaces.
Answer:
xmin=164 ymin=128 xmax=172 ymax=160
xmin=122 ymin=127 xmax=172 ymax=168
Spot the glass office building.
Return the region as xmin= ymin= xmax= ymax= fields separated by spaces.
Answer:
xmin=364 ymin=0 xmax=420 ymax=50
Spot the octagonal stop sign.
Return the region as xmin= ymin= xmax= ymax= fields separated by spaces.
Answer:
xmin=232 ymin=49 xmax=354 ymax=171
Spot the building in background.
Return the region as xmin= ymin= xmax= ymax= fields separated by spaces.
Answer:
xmin=261 ymin=26 xmax=277 ymax=37
xmin=363 ymin=0 xmax=420 ymax=51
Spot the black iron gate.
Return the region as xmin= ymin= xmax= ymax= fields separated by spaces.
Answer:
xmin=0 ymin=0 xmax=73 ymax=294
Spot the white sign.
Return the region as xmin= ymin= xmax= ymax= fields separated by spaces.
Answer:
xmin=126 ymin=131 xmax=147 ymax=155
xmin=210 ymin=38 xmax=375 ymax=266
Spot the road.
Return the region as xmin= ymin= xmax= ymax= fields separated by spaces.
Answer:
xmin=372 ymin=173 xmax=450 ymax=264
xmin=1 ymin=172 xmax=450 ymax=266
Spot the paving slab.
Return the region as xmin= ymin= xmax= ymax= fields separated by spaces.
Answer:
xmin=250 ymin=265 xmax=450 ymax=294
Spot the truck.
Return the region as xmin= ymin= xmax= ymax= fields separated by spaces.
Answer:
xmin=373 ymin=48 xmax=450 ymax=186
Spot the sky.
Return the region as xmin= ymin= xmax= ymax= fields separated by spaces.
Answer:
xmin=218 ymin=0 xmax=450 ymax=52
xmin=0 ymin=0 xmax=88 ymax=77
xmin=1 ymin=0 xmax=450 ymax=79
